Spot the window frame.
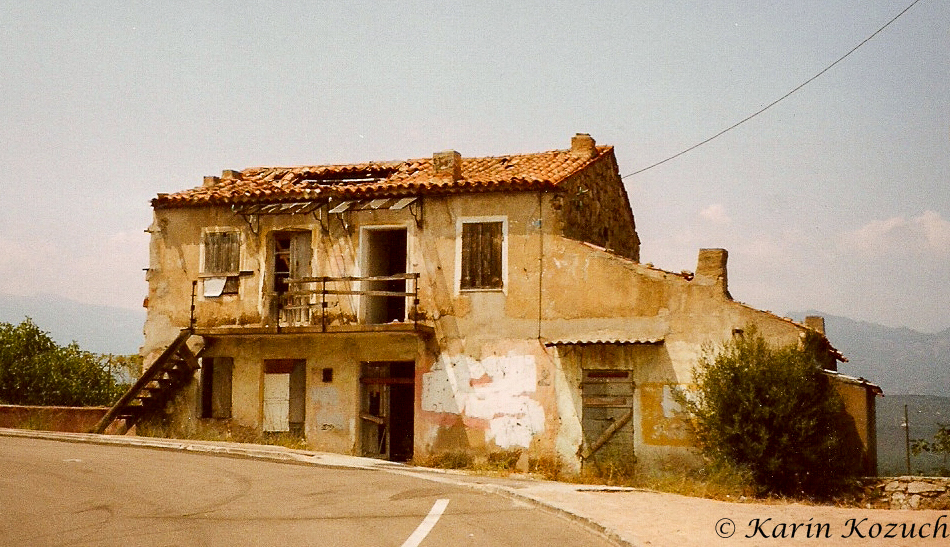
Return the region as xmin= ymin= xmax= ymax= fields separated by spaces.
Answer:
xmin=199 ymin=228 xmax=242 ymax=296
xmin=455 ymin=216 xmax=508 ymax=293
xmin=271 ymin=229 xmax=313 ymax=294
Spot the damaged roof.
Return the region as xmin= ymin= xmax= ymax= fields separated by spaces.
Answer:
xmin=153 ymin=143 xmax=614 ymax=208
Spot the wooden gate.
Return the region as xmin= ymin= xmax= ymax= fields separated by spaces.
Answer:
xmin=581 ymin=369 xmax=635 ymax=469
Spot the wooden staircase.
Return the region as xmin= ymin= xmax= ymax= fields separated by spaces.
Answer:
xmin=92 ymin=329 xmax=201 ymax=434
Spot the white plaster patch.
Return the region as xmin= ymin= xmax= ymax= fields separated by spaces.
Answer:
xmin=661 ymin=385 xmax=682 ymax=418
xmin=422 ymin=352 xmax=545 ymax=449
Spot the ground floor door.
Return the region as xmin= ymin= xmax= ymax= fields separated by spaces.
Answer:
xmin=263 ymin=359 xmax=306 ymax=436
xmin=581 ymin=369 xmax=635 ymax=472
xmin=360 ymin=361 xmax=414 ymax=461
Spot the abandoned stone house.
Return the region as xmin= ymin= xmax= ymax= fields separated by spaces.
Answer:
xmin=125 ymin=133 xmax=879 ymax=474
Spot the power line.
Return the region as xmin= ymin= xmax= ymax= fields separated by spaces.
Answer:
xmin=622 ymin=0 xmax=924 ymax=179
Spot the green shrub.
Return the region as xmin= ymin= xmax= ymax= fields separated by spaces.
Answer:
xmin=0 ymin=318 xmax=125 ymax=406
xmin=677 ymin=326 xmax=855 ymax=498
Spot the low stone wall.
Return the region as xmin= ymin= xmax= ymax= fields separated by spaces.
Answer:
xmin=862 ymin=476 xmax=950 ymax=510
xmin=0 ymin=405 xmax=110 ymax=433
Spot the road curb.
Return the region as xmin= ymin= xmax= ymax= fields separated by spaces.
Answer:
xmin=473 ymin=483 xmax=633 ymax=547
xmin=378 ymin=466 xmax=635 ymax=547
xmin=0 ymin=428 xmax=635 ymax=546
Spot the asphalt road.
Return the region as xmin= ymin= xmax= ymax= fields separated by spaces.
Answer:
xmin=0 ymin=436 xmax=613 ymax=547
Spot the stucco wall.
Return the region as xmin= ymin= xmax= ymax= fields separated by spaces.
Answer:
xmin=144 ymin=177 xmax=856 ymax=472
xmin=196 ymin=332 xmax=425 ymax=455
xmin=832 ymin=375 xmax=878 ymax=475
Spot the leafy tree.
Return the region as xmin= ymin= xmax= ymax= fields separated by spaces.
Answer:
xmin=911 ymin=424 xmax=950 ymax=475
xmin=677 ymin=326 xmax=856 ymax=497
xmin=0 ymin=318 xmax=125 ymax=406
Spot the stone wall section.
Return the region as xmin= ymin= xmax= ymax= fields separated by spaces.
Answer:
xmin=862 ymin=477 xmax=950 ymax=510
xmin=555 ymin=149 xmax=640 ymax=261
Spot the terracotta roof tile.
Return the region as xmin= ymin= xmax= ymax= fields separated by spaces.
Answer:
xmin=153 ymin=145 xmax=614 ymax=208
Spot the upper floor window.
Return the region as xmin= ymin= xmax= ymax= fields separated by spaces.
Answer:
xmin=459 ymin=219 xmax=505 ymax=291
xmin=202 ymin=230 xmax=240 ymax=296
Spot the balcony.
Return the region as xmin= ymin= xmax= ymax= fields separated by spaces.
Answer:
xmin=277 ymin=273 xmax=424 ymax=333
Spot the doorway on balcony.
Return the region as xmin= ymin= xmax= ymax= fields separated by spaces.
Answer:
xmin=360 ymin=361 xmax=414 ymax=461
xmin=362 ymin=227 xmax=407 ymax=325
xmin=273 ymin=231 xmax=312 ymax=325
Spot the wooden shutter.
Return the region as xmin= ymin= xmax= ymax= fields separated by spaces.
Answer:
xmin=461 ymin=221 xmax=503 ymax=289
xmin=203 ymin=232 xmax=240 ymax=274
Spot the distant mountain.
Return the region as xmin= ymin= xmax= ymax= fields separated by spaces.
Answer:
xmin=789 ymin=311 xmax=950 ymax=397
xmin=0 ymin=294 xmax=144 ymax=355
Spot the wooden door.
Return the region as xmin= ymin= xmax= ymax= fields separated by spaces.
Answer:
xmin=581 ymin=369 xmax=635 ymax=470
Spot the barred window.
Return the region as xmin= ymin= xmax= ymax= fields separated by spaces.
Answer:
xmin=460 ymin=221 xmax=503 ymax=290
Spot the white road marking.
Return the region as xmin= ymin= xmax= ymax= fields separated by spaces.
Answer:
xmin=401 ymin=498 xmax=450 ymax=547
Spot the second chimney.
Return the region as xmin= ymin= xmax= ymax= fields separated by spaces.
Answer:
xmin=695 ymin=248 xmax=729 ymax=295
xmin=433 ymin=150 xmax=462 ymax=181
xmin=571 ymin=133 xmax=597 ymax=159
xmin=804 ymin=316 xmax=826 ymax=335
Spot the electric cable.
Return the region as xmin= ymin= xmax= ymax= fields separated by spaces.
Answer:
xmin=622 ymin=0 xmax=924 ymax=179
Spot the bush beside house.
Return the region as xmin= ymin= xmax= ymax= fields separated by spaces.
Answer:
xmin=679 ymin=327 xmax=858 ymax=498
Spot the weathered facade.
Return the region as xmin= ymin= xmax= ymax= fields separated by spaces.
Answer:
xmin=140 ymin=134 xmax=879 ymax=474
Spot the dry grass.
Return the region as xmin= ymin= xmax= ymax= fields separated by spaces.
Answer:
xmin=414 ymin=449 xmax=561 ymax=479
xmin=571 ymin=458 xmax=872 ymax=507
xmin=16 ymin=414 xmax=54 ymax=431
xmin=136 ymin=417 xmax=309 ymax=451
xmin=416 ymin=450 xmax=777 ymax=503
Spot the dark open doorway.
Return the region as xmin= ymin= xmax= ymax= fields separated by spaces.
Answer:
xmin=360 ymin=361 xmax=414 ymax=461
xmin=362 ymin=228 xmax=407 ymax=324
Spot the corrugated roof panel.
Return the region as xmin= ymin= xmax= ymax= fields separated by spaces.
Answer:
xmin=543 ymin=336 xmax=664 ymax=346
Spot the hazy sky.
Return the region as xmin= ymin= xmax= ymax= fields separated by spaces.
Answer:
xmin=1 ymin=1 xmax=948 ymax=333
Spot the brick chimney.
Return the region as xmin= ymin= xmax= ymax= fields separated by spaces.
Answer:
xmin=571 ymin=133 xmax=597 ymax=159
xmin=221 ymin=169 xmax=242 ymax=180
xmin=433 ymin=150 xmax=462 ymax=181
xmin=203 ymin=176 xmax=221 ymax=188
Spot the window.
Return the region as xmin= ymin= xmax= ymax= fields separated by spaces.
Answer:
xmin=202 ymin=231 xmax=240 ymax=296
xmin=203 ymin=231 xmax=240 ymax=273
xmin=460 ymin=220 xmax=505 ymax=290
